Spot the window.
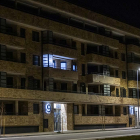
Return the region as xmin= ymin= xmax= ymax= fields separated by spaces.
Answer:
xmin=80 ymin=83 xmax=86 ymax=93
xmin=20 ymin=28 xmax=25 ymax=38
xmin=61 ymin=62 xmax=67 ymax=70
xmin=116 ymin=88 xmax=119 ymax=97
xmin=72 ymin=41 xmax=76 ymax=49
xmin=53 ymin=60 xmax=55 ymax=68
xmin=21 ymin=78 xmax=26 ymax=89
xmin=121 ymin=88 xmax=126 ymax=97
xmin=123 ymin=107 xmax=127 ymax=115
xmin=32 ymin=31 xmax=39 ymax=42
xmin=74 ymin=105 xmax=79 ymax=114
xmin=87 ymin=105 xmax=99 ymax=116
xmin=104 ymin=85 xmax=110 ymax=96
xmin=33 ymin=55 xmax=40 ymax=66
xmin=121 ymin=53 xmax=125 ymax=61
xmin=43 ymin=119 xmax=48 ymax=128
xmin=34 ymin=79 xmax=40 ymax=90
xmin=0 ymin=72 xmax=6 ymax=88
xmin=115 ymin=70 xmax=118 ymax=77
xmin=122 ymin=71 xmax=126 ymax=79
xmin=33 ymin=104 xmax=39 ymax=114
xmin=61 ymin=83 xmax=67 ymax=91
xmin=7 ymin=77 xmax=13 ymax=88
xmin=21 ymin=53 xmax=26 ymax=63
xmin=82 ymin=64 xmax=85 ymax=76
xmin=81 ymin=43 xmax=85 ymax=55
xmin=115 ymin=52 xmax=118 ymax=59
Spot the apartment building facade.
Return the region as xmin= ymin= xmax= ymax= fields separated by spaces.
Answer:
xmin=0 ymin=0 xmax=139 ymax=134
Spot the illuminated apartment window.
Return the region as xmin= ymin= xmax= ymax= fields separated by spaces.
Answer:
xmin=53 ymin=60 xmax=55 ymax=68
xmin=61 ymin=62 xmax=67 ymax=70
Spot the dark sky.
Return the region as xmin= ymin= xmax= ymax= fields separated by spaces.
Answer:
xmin=63 ymin=0 xmax=140 ymax=29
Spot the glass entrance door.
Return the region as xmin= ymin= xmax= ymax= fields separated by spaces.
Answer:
xmin=54 ymin=109 xmax=61 ymax=131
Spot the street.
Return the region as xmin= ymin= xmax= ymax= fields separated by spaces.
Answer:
xmin=0 ymin=129 xmax=140 ymax=140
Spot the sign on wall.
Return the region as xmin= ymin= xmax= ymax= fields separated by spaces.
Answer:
xmin=46 ymin=103 xmax=51 ymax=114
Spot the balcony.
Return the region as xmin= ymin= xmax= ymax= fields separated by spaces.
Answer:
xmin=0 ymin=32 xmax=25 ymax=49
xmin=128 ymin=80 xmax=140 ymax=88
xmin=86 ymin=53 xmax=119 ymax=67
xmin=0 ymin=5 xmax=120 ymax=48
xmin=43 ymin=67 xmax=78 ymax=81
xmin=128 ymin=63 xmax=140 ymax=70
xmin=0 ymin=60 xmax=26 ymax=75
xmin=127 ymin=44 xmax=140 ymax=54
xmin=86 ymin=74 xmax=120 ymax=86
xmin=43 ymin=44 xmax=77 ymax=58
xmin=0 ymin=87 xmax=138 ymax=105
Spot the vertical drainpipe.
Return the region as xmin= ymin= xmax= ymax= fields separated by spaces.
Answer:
xmin=125 ymin=38 xmax=129 ymax=126
xmin=41 ymin=31 xmax=44 ymax=132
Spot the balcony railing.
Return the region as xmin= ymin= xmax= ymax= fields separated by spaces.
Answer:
xmin=46 ymin=65 xmax=77 ymax=72
xmin=87 ymin=50 xmax=114 ymax=58
xmin=0 ymin=25 xmax=17 ymax=36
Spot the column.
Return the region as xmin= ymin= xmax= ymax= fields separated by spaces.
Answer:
xmin=113 ymin=106 xmax=115 ymax=116
xmin=15 ymin=101 xmax=18 ymax=115
xmin=86 ymin=84 xmax=88 ymax=94
xmin=85 ymin=104 xmax=87 ymax=115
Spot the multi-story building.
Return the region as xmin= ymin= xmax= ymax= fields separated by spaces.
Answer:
xmin=0 ymin=0 xmax=139 ymax=134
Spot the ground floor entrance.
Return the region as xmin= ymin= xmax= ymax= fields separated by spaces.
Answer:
xmin=54 ymin=103 xmax=67 ymax=132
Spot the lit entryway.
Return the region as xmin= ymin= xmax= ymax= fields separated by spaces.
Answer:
xmin=54 ymin=103 xmax=67 ymax=132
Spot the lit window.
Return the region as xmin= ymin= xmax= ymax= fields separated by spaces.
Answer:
xmin=61 ymin=62 xmax=67 ymax=70
xmin=73 ymin=65 xmax=77 ymax=71
xmin=53 ymin=60 xmax=55 ymax=68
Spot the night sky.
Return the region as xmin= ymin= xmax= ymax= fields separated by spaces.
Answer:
xmin=63 ymin=0 xmax=140 ymax=29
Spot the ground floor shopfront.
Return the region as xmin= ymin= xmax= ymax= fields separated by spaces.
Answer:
xmin=0 ymin=101 xmax=139 ymax=134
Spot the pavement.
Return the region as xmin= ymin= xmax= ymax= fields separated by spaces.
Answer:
xmin=0 ymin=127 xmax=139 ymax=140
xmin=0 ymin=127 xmax=135 ymax=137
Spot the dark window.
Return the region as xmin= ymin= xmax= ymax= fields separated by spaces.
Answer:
xmin=21 ymin=78 xmax=26 ymax=89
xmin=53 ymin=83 xmax=57 ymax=91
xmin=21 ymin=53 xmax=26 ymax=63
xmin=20 ymin=28 xmax=25 ymax=38
xmin=0 ymin=72 xmax=6 ymax=88
xmin=123 ymin=107 xmax=127 ymax=115
xmin=81 ymin=43 xmax=85 ymax=55
xmin=115 ymin=70 xmax=118 ymax=77
xmin=87 ymin=105 xmax=99 ymax=116
xmin=121 ymin=53 xmax=125 ymax=61
xmin=7 ymin=77 xmax=13 ymax=88
xmin=61 ymin=83 xmax=67 ymax=91
xmin=73 ymin=84 xmax=77 ymax=92
xmin=74 ymin=105 xmax=79 ymax=114
xmin=34 ymin=79 xmax=40 ymax=90
xmin=72 ymin=41 xmax=76 ymax=49
xmin=43 ymin=119 xmax=48 ymax=128
xmin=115 ymin=52 xmax=118 ymax=59
xmin=32 ymin=31 xmax=39 ymax=42
xmin=82 ymin=64 xmax=85 ymax=76
xmin=33 ymin=104 xmax=39 ymax=114
xmin=116 ymin=88 xmax=119 ymax=97
xmin=33 ymin=55 xmax=40 ymax=66
xmin=122 ymin=71 xmax=126 ymax=79
xmin=80 ymin=83 xmax=86 ymax=93
xmin=121 ymin=88 xmax=126 ymax=97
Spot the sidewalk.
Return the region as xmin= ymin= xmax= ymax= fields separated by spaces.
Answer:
xmin=1 ymin=127 xmax=135 ymax=138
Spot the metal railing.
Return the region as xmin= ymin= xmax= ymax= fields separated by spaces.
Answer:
xmin=47 ymin=65 xmax=77 ymax=72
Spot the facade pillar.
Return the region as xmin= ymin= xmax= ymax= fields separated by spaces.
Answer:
xmin=113 ymin=105 xmax=115 ymax=116
xmin=86 ymin=84 xmax=88 ymax=94
xmin=85 ymin=104 xmax=87 ymax=115
xmin=15 ymin=101 xmax=18 ymax=115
